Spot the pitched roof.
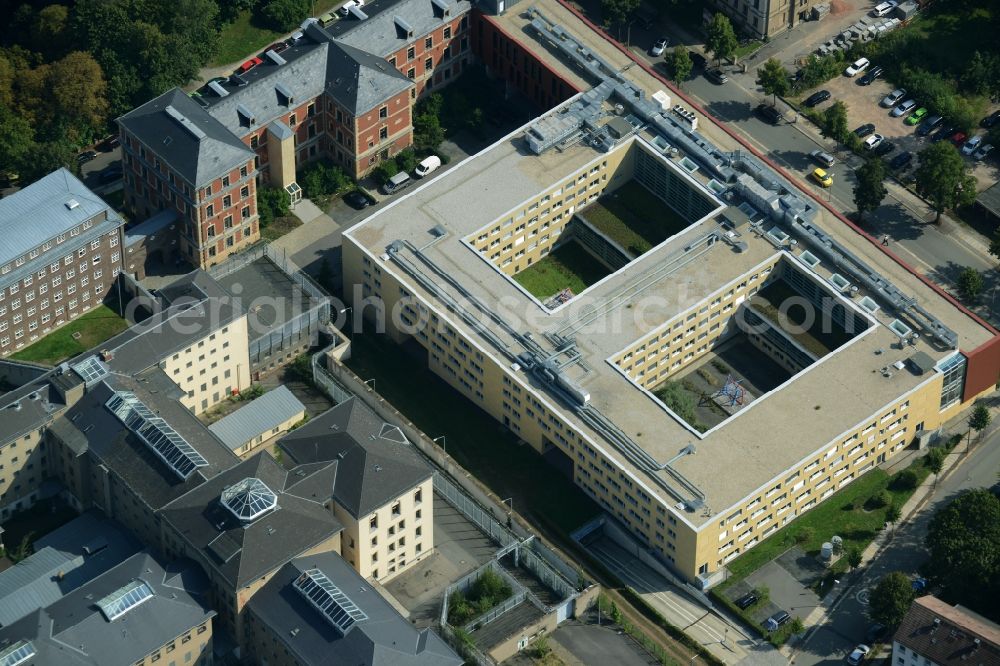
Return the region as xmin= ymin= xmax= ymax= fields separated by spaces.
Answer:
xmin=0 ymin=512 xmax=141 ymax=627
xmin=208 ymin=385 xmax=305 ymax=450
xmin=246 ymin=552 xmax=462 ymax=666
xmin=0 ymin=552 xmax=214 ymax=666
xmin=977 ymin=181 xmax=1000 ymax=219
xmin=0 ymin=168 xmax=123 ymax=271
xmin=158 ymin=452 xmax=343 ymax=589
xmin=322 ymin=36 xmax=414 ymax=115
xmin=278 ymin=397 xmax=432 ymax=518
xmin=117 ymin=88 xmax=254 ymax=188
xmin=894 ymin=595 xmax=1000 ymax=666
xmin=334 ymin=0 xmax=472 ymax=58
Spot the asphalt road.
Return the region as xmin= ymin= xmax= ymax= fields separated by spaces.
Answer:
xmin=791 ymin=425 xmax=1000 ymax=666
xmin=629 ymin=48 xmax=995 ymax=304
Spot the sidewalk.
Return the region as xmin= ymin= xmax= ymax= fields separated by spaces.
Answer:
xmin=782 ymin=399 xmax=1000 ymax=659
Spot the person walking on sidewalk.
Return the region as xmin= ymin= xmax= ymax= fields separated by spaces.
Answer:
xmin=882 ymin=234 xmax=890 ymax=246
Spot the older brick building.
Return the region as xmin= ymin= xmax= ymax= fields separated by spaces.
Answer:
xmin=0 ymin=169 xmax=125 ymax=356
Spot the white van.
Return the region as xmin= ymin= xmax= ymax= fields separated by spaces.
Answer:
xmin=414 ymin=155 xmax=441 ymax=178
xmin=382 ymin=171 xmax=411 ymax=195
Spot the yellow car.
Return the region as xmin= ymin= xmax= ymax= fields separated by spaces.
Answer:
xmin=810 ymin=167 xmax=833 ymax=188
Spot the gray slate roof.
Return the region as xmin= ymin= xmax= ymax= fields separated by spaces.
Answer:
xmin=335 ymin=0 xmax=471 ymax=58
xmin=0 ymin=512 xmax=141 ymax=628
xmin=322 ymin=34 xmax=414 ymax=115
xmin=247 ymin=551 xmax=461 ymax=666
xmin=978 ymin=181 xmax=1000 ymax=218
xmin=0 ymin=552 xmax=214 ymax=666
xmin=278 ymin=397 xmax=433 ymax=518
xmin=0 ymin=168 xmax=123 ymax=275
xmin=159 ymin=452 xmax=343 ymax=589
xmin=117 ymin=88 xmax=254 ymax=189
xmin=208 ymin=385 xmax=305 ymax=450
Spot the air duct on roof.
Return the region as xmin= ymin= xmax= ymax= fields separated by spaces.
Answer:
xmin=65 ymin=199 xmax=80 ymax=210
xmin=265 ymin=49 xmax=287 ymax=66
xmin=208 ymin=81 xmax=229 ymax=97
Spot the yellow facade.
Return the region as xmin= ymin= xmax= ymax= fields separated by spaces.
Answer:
xmin=0 ymin=427 xmax=47 ymax=520
xmin=335 ymin=476 xmax=434 ymax=583
xmin=161 ymin=316 xmax=251 ymax=414
xmin=231 ymin=410 xmax=305 ymax=459
xmin=131 ymin=620 xmax=213 ymax=666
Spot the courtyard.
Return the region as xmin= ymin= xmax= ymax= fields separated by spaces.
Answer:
xmin=578 ymin=180 xmax=690 ymax=256
xmin=513 ymin=242 xmax=612 ymax=301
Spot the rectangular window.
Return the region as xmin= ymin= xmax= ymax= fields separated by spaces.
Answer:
xmin=424 ymin=36 xmax=433 ymax=49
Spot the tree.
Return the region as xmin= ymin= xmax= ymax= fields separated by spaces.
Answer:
xmin=705 ymin=13 xmax=737 ymax=66
xmin=868 ymin=572 xmax=915 ymax=627
xmin=257 ymin=187 xmax=291 ymax=228
xmin=0 ymin=106 xmax=35 ymax=172
xmin=968 ymin=404 xmax=991 ymax=443
xmin=925 ymin=446 xmax=946 ymax=487
xmin=853 ymin=158 xmax=888 ymax=223
xmin=885 ymin=503 xmax=902 ymax=535
xmin=46 ymin=51 xmax=109 ymax=141
xmin=259 ymin=0 xmax=311 ymax=32
xmin=926 ymin=490 xmax=1000 ymax=615
xmin=666 ymin=46 xmax=693 ymax=85
xmin=823 ymin=101 xmax=850 ymax=143
xmin=372 ymin=160 xmax=399 ymax=186
xmin=847 ymin=547 xmax=863 ymax=571
xmin=957 ymin=267 xmax=984 ymax=301
xmin=600 ymin=0 xmax=640 ymax=31
xmin=915 ymin=142 xmax=978 ymax=222
xmin=758 ymin=58 xmax=790 ymax=105
xmin=413 ymin=112 xmax=444 ymax=152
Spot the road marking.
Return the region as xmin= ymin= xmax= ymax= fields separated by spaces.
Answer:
xmin=855 ymin=588 xmax=870 ymax=605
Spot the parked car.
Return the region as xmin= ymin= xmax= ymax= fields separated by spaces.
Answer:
xmin=866 ymin=623 xmax=888 ymax=643
xmin=318 ymin=11 xmax=336 ymax=26
xmin=735 ymin=592 xmax=759 ymax=609
xmin=962 ymin=135 xmax=983 ymax=155
xmin=905 ymin=108 xmax=928 ymax=126
xmin=77 ymin=150 xmax=98 ymax=164
xmin=381 ymin=171 xmax=412 ymax=195
xmin=845 ymin=57 xmax=870 ymax=77
xmin=931 ymin=125 xmax=956 ymax=142
xmin=705 ymin=68 xmax=728 ymax=84
xmin=858 ymin=65 xmax=884 ymax=85
xmin=810 ymin=149 xmax=836 ymax=167
xmin=98 ymin=164 xmax=123 ymax=184
xmin=872 ymin=0 xmax=897 ymax=16
xmin=916 ymin=115 xmax=944 ymax=137
xmin=981 ymin=110 xmax=1000 ymax=128
xmin=847 ymin=644 xmax=871 ymax=665
xmin=265 ymin=41 xmax=289 ymax=54
xmin=764 ymin=611 xmax=791 ymax=631
xmin=873 ymin=140 xmax=895 ymax=156
xmin=238 ymin=56 xmax=263 ymax=74
xmin=974 ymin=144 xmax=994 ymax=160
xmin=755 ymin=104 xmax=782 ymax=125
xmin=804 ymin=90 xmax=831 ymax=107
xmin=863 ymin=133 xmax=885 ymax=150
xmin=890 ymin=151 xmax=913 ymax=169
xmin=950 ymin=131 xmax=968 ymax=146
xmin=854 ymin=123 xmax=876 ymax=138
xmin=880 ymin=88 xmax=906 ymax=107
xmin=97 ymin=134 xmax=120 ymax=152
xmin=811 ymin=167 xmax=834 ymax=187
xmin=911 ymin=577 xmax=929 ymax=592
xmin=343 ymin=189 xmax=375 ymax=209
xmin=891 ymin=99 xmax=917 ymax=117
xmin=339 ymin=0 xmax=365 ymax=15
xmin=228 ymin=73 xmax=249 ymax=87
xmin=650 ymin=37 xmax=669 ymax=57
xmin=415 ymin=155 xmax=442 ymax=177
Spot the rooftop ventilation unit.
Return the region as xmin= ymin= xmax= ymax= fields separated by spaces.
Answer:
xmin=164 ymin=105 xmax=207 ymax=140
xmin=65 ymin=199 xmax=80 ymax=210
xmin=208 ymin=81 xmax=229 ymax=97
xmin=265 ymin=49 xmax=287 ymax=66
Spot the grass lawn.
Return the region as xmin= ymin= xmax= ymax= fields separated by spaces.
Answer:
xmin=261 ymin=215 xmax=302 ymax=242
xmin=722 ymin=460 xmax=932 ymax=582
xmin=734 ymin=40 xmax=764 ymax=60
xmin=513 ymin=242 xmax=610 ymax=300
xmin=749 ymin=278 xmax=857 ymax=357
xmin=345 ymin=333 xmax=601 ymax=536
xmin=10 ymin=304 xmax=129 ymax=366
xmin=889 ymin=6 xmax=994 ymax=81
xmin=211 ymin=11 xmax=285 ymax=67
xmin=579 ymin=181 xmax=689 ymax=256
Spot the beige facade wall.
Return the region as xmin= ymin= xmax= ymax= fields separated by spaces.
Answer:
xmin=266 ymin=126 xmax=296 ymax=190
xmin=335 ymin=476 xmax=433 ymax=583
xmin=231 ymin=409 xmax=305 ymax=459
xmin=709 ymin=0 xmax=815 ymax=39
xmin=487 ymin=609 xmax=559 ymax=663
xmin=0 ymin=427 xmax=47 ymax=519
xmin=161 ymin=316 xmax=251 ymax=414
xmin=132 ymin=620 xmax=213 ymax=666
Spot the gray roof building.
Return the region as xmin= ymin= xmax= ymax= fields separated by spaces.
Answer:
xmin=333 ymin=0 xmax=471 ymax=58
xmin=246 ymin=551 xmax=461 ymax=666
xmin=0 ymin=512 xmax=141 ymax=628
xmin=976 ymin=181 xmax=1000 ymax=221
xmin=208 ymin=385 xmax=305 ymax=451
xmin=894 ymin=595 xmax=1000 ymax=666
xmin=278 ymin=397 xmax=433 ymax=518
xmin=117 ymin=88 xmax=255 ymax=189
xmin=0 ymin=551 xmax=215 ymax=666
xmin=159 ymin=452 xmax=343 ymax=589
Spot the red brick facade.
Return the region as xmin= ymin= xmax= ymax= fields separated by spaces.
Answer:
xmin=387 ymin=14 xmax=473 ymax=97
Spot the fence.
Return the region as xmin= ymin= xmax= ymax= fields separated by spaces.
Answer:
xmin=441 ymin=560 xmax=530 ymax=632
xmin=434 ymin=474 xmax=519 ymax=550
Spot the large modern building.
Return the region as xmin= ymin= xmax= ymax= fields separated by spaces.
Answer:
xmin=341 ymin=8 xmax=1000 ymax=586
xmin=893 ymin=596 xmax=1000 ymax=666
xmin=0 ymin=168 xmax=125 ymax=357
xmin=118 ymin=0 xmax=472 ymax=271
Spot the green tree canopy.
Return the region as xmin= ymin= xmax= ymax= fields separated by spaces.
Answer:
xmin=705 ymin=13 xmax=737 ymax=66
xmin=868 ymin=571 xmax=915 ymax=627
xmin=915 ymin=141 xmax=977 ymax=222
xmin=260 ymin=0 xmax=311 ymax=32
xmin=853 ymin=158 xmax=888 ymax=223
xmin=957 ymin=267 xmax=984 ymax=301
xmin=758 ymin=58 xmax=790 ymax=105
xmin=666 ymin=46 xmax=693 ymax=85
xmin=823 ymin=101 xmax=849 ymax=143
xmin=600 ymin=0 xmax=640 ymax=29
xmin=968 ymin=404 xmax=991 ymax=436
xmin=925 ymin=489 xmax=1000 ymax=616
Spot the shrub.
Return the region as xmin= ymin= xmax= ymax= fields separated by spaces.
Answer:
xmin=372 ymin=160 xmax=399 ymax=186
xmin=891 ymin=468 xmax=919 ymax=491
xmin=866 ymin=490 xmax=891 ymax=510
xmin=259 ymin=0 xmax=310 ymax=32
xmin=395 ymin=148 xmax=417 ymax=173
xmin=257 ymin=186 xmax=290 ymax=228
xmin=298 ymin=159 xmax=352 ymax=198
xmin=795 ymin=526 xmax=815 ymax=545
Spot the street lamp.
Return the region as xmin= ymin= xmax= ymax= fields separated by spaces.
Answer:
xmin=501 ymin=497 xmax=513 ymax=512
xmin=433 ymin=436 xmax=447 ymax=454
xmin=363 ymin=378 xmax=375 ymax=390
